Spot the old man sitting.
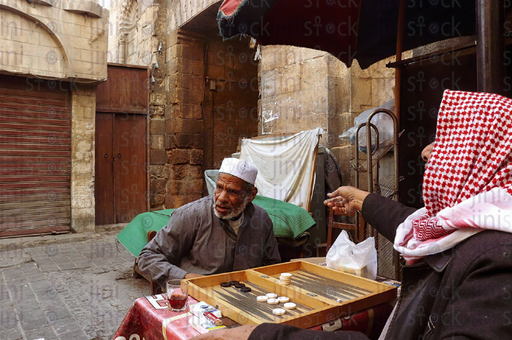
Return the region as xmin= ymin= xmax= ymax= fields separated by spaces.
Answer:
xmin=137 ymin=158 xmax=281 ymax=289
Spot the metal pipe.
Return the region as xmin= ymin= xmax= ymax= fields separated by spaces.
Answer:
xmin=476 ymin=0 xmax=505 ymax=94
xmin=394 ymin=0 xmax=406 ymax=125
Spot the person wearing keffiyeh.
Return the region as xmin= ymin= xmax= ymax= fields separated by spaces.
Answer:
xmin=191 ymin=90 xmax=512 ymax=340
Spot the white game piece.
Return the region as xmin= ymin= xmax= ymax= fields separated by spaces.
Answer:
xmin=257 ymin=296 xmax=268 ymax=302
xmin=278 ymin=296 xmax=289 ymax=303
xmin=267 ymin=298 xmax=279 ymax=305
xmin=280 ymin=273 xmax=292 ymax=278
xmin=272 ymin=308 xmax=286 ymax=316
xmin=283 ymin=302 xmax=297 ymax=310
xmin=266 ymin=293 xmax=278 ymax=298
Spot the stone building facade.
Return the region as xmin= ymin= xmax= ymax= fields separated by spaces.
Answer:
xmin=108 ymin=0 xmax=396 ymax=211
xmin=0 ymin=0 xmax=109 ymax=235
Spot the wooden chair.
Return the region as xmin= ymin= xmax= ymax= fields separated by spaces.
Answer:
xmin=326 ymin=207 xmax=365 ymax=252
xmin=133 ymin=230 xmax=161 ymax=295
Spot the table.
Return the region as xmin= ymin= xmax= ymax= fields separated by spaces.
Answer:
xmin=113 ymin=294 xmax=394 ymax=340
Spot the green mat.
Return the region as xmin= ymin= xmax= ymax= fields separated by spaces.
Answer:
xmin=116 ymin=195 xmax=316 ymax=257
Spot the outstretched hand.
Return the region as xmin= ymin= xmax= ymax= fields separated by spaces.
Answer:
xmin=324 ymin=186 xmax=370 ymax=214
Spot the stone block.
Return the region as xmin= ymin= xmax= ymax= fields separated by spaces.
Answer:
xmin=180 ymin=58 xmax=204 ymax=76
xmin=331 ymin=145 xmax=354 ymax=186
xmin=279 ymin=65 xmax=301 ymax=94
xmin=150 ymin=106 xmax=164 ymax=117
xmin=168 ymin=149 xmax=189 ymax=165
xmin=150 ymin=178 xmax=167 ymax=196
xmin=349 ymin=59 xmax=371 ymax=79
xmin=166 ymin=31 xmax=179 ymax=47
xmin=150 ymin=118 xmax=166 ymax=134
xmin=261 ymin=70 xmax=278 ymax=98
xmin=167 ymin=87 xmax=204 ymax=105
xmin=299 ymin=47 xmax=327 ymax=61
xmin=151 ymin=135 xmax=164 ymax=150
xmin=166 ymin=179 xmax=203 ymax=196
xmin=165 ymin=104 xmax=202 ymax=120
xmin=327 ymin=54 xmax=350 ymax=79
xmin=150 ymin=92 xmax=166 ymax=106
xmin=301 ymin=61 xmax=328 ymax=93
xmin=182 ymin=44 xmax=204 ymax=62
xmin=167 ymin=118 xmax=203 ymax=135
xmin=371 ymin=78 xmax=394 ymax=107
xmin=71 ymin=208 xmax=95 ymax=233
xmin=151 ymin=195 xmax=165 ymax=209
xmin=351 ymin=78 xmax=372 ymax=113
xmin=169 ymin=73 xmax=204 ymax=90
xmin=168 ymin=164 xmax=202 ymax=180
xmin=165 ymin=193 xmax=202 ymax=209
xmin=151 ymin=149 xmax=167 ymax=165
xmin=149 ymin=165 xmax=166 ymax=178
xmin=189 ymin=149 xmax=203 ymax=165
xmin=168 ymin=133 xmax=204 ymax=149
xmin=363 ymin=56 xmax=396 ymax=78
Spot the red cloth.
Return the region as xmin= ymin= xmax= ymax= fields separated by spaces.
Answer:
xmin=423 ymin=90 xmax=512 ymax=220
xmin=113 ymin=295 xmax=201 ymax=340
xmin=394 ymin=90 xmax=512 ymax=263
xmin=113 ymin=295 xmax=393 ymax=340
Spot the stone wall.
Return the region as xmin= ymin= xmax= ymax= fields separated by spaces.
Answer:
xmin=71 ymin=84 xmax=97 ymax=232
xmin=161 ymin=30 xmax=204 ymax=209
xmin=259 ymin=45 xmax=396 ymax=186
xmin=0 ymin=0 xmax=108 ymax=82
xmin=0 ymin=1 xmax=109 ymax=233
xmin=259 ymin=46 xmax=329 ymax=141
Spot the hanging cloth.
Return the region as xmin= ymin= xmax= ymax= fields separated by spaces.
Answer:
xmin=240 ymin=128 xmax=324 ymax=209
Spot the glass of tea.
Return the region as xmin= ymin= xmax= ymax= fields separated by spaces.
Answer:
xmin=166 ymin=279 xmax=188 ymax=312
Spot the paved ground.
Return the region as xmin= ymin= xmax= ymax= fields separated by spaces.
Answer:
xmin=0 ymin=228 xmax=149 ymax=340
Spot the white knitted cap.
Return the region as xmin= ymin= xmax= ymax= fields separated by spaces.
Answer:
xmin=219 ymin=158 xmax=258 ymax=185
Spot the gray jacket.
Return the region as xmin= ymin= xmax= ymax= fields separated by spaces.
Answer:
xmin=137 ymin=195 xmax=281 ymax=288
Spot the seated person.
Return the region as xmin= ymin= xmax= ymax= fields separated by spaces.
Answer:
xmin=138 ymin=158 xmax=281 ymax=289
xmin=191 ymin=90 xmax=512 ymax=340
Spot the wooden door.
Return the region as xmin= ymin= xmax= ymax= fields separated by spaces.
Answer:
xmin=95 ymin=64 xmax=149 ymax=226
xmin=114 ymin=113 xmax=147 ymax=223
xmin=95 ymin=113 xmax=114 ymax=225
xmin=95 ymin=113 xmax=147 ymax=225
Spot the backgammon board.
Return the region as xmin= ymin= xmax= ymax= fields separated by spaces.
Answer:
xmin=186 ymin=261 xmax=397 ymax=328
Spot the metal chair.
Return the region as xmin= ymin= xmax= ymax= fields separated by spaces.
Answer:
xmin=326 ymin=208 xmax=365 ymax=251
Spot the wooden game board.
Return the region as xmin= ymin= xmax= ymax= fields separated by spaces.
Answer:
xmin=186 ymin=261 xmax=397 ymax=328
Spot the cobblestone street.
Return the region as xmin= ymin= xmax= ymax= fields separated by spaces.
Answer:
xmin=0 ymin=229 xmax=148 ymax=340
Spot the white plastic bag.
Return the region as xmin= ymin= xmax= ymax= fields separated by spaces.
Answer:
xmin=326 ymin=230 xmax=377 ymax=280
xmin=339 ymin=98 xmax=395 ymax=152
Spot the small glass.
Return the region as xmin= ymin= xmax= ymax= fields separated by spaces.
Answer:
xmin=166 ymin=279 xmax=188 ymax=312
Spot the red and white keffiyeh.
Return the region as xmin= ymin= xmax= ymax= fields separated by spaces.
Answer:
xmin=394 ymin=90 xmax=512 ymax=263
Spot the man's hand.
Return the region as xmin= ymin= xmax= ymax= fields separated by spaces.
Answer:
xmin=190 ymin=325 xmax=257 ymax=340
xmin=184 ymin=273 xmax=204 ymax=279
xmin=324 ymin=186 xmax=370 ymax=214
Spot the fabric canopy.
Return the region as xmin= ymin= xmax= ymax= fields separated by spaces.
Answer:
xmin=217 ymin=0 xmax=477 ymax=69
xmin=240 ymin=127 xmax=323 ymax=209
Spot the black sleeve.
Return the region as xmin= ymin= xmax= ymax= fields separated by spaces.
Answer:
xmin=361 ymin=193 xmax=418 ymax=243
xmin=249 ymin=324 xmax=370 ymax=340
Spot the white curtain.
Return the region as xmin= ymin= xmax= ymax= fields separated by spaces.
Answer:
xmin=240 ymin=128 xmax=324 ymax=209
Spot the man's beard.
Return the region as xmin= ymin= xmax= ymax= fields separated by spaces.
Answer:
xmin=213 ymin=198 xmax=250 ymax=220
